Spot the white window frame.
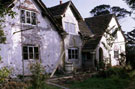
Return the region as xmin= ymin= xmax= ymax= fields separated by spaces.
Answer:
xmin=22 ymin=45 xmax=39 ymax=60
xmin=64 ymin=22 xmax=76 ymax=34
xmin=68 ymin=48 xmax=79 ymax=60
xmin=20 ymin=9 xmax=37 ymax=25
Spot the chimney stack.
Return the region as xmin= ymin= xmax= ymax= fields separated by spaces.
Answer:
xmin=60 ymin=0 xmax=62 ymax=5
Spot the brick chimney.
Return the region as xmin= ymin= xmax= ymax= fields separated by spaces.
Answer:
xmin=60 ymin=0 xmax=62 ymax=5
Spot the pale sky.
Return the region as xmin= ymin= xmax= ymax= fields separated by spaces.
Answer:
xmin=42 ymin=0 xmax=135 ymax=32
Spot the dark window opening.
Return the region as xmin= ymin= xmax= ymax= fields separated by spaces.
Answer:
xmin=114 ymin=51 xmax=119 ymax=59
xmin=68 ymin=48 xmax=79 ymax=59
xmin=23 ymin=46 xmax=39 ymax=60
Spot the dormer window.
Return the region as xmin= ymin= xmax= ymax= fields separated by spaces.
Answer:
xmin=21 ymin=10 xmax=37 ymax=25
xmin=65 ymin=22 xmax=76 ymax=34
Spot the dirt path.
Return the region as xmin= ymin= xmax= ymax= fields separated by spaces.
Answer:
xmin=46 ymin=76 xmax=72 ymax=89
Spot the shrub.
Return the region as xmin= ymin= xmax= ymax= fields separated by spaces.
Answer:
xmin=0 ymin=67 xmax=11 ymax=83
xmin=94 ymin=67 xmax=129 ymax=79
xmin=27 ymin=62 xmax=48 ymax=89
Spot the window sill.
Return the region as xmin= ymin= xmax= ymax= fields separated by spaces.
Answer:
xmin=67 ymin=33 xmax=79 ymax=36
xmin=21 ymin=23 xmax=37 ymax=26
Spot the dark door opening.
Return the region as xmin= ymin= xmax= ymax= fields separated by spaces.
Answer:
xmin=82 ymin=52 xmax=92 ymax=68
xmin=99 ymin=47 xmax=104 ymax=68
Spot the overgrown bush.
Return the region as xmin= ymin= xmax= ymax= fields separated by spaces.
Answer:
xmin=1 ymin=81 xmax=27 ymax=89
xmin=94 ymin=67 xmax=129 ymax=79
xmin=27 ymin=62 xmax=48 ymax=89
xmin=0 ymin=67 xmax=11 ymax=83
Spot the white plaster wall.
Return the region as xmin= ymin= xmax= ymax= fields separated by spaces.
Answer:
xmin=62 ymin=7 xmax=80 ymax=35
xmin=62 ymin=6 xmax=82 ymax=68
xmin=95 ymin=17 xmax=126 ymax=66
xmin=21 ymin=0 xmax=62 ymax=74
xmin=0 ymin=0 xmax=62 ymax=76
xmin=38 ymin=17 xmax=62 ymax=73
xmin=109 ymin=17 xmax=126 ymax=66
xmin=96 ymin=36 xmax=110 ymax=63
xmin=111 ymin=31 xmax=126 ymax=66
xmin=0 ymin=1 xmax=23 ymax=76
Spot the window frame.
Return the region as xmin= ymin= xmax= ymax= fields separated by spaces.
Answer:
xmin=68 ymin=48 xmax=79 ymax=60
xmin=64 ymin=22 xmax=76 ymax=34
xmin=20 ymin=9 xmax=37 ymax=25
xmin=22 ymin=45 xmax=40 ymax=60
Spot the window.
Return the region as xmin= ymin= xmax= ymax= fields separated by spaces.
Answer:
xmin=68 ymin=48 xmax=79 ymax=59
xmin=21 ymin=10 xmax=37 ymax=25
xmin=114 ymin=51 xmax=119 ymax=59
xmin=65 ymin=22 xmax=76 ymax=34
xmin=23 ymin=46 xmax=39 ymax=60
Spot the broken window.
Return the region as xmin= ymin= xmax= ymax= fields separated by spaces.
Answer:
xmin=68 ymin=48 xmax=79 ymax=59
xmin=23 ymin=46 xmax=39 ymax=60
xmin=20 ymin=10 xmax=37 ymax=25
xmin=114 ymin=51 xmax=119 ymax=59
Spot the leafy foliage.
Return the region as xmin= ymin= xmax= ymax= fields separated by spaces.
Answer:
xmin=0 ymin=67 xmax=11 ymax=83
xmin=90 ymin=4 xmax=131 ymax=19
xmin=125 ymin=29 xmax=135 ymax=68
xmin=126 ymin=29 xmax=135 ymax=45
xmin=94 ymin=67 xmax=129 ymax=79
xmin=27 ymin=62 xmax=48 ymax=89
xmin=0 ymin=0 xmax=16 ymax=44
xmin=124 ymin=0 xmax=135 ymax=9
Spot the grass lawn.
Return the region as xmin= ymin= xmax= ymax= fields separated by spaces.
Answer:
xmin=45 ymin=84 xmax=61 ymax=89
xmin=69 ymin=77 xmax=130 ymax=89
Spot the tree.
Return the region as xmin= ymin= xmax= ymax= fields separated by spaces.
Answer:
xmin=124 ymin=0 xmax=135 ymax=9
xmin=125 ymin=29 xmax=135 ymax=68
xmin=126 ymin=29 xmax=135 ymax=45
xmin=0 ymin=0 xmax=15 ymax=44
xmin=90 ymin=4 xmax=131 ymax=19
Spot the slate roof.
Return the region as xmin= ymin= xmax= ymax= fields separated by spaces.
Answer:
xmin=85 ymin=14 xmax=113 ymax=36
xmin=48 ymin=1 xmax=82 ymax=20
xmin=48 ymin=1 xmax=92 ymax=37
xmin=48 ymin=1 xmax=70 ymax=17
xmin=33 ymin=0 xmax=65 ymax=36
xmin=83 ymin=14 xmax=114 ymax=51
xmin=78 ymin=20 xmax=93 ymax=37
xmin=82 ymin=36 xmax=102 ymax=51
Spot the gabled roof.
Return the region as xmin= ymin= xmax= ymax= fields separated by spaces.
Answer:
xmin=82 ymin=36 xmax=102 ymax=51
xmin=83 ymin=14 xmax=114 ymax=51
xmin=78 ymin=20 xmax=93 ymax=37
xmin=84 ymin=14 xmax=126 ymax=51
xmin=32 ymin=0 xmax=65 ymax=36
xmin=48 ymin=1 xmax=83 ymax=20
xmin=85 ymin=14 xmax=113 ymax=36
xmin=5 ymin=0 xmax=65 ymax=36
xmin=48 ymin=1 xmax=92 ymax=37
xmin=48 ymin=1 xmax=70 ymax=17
